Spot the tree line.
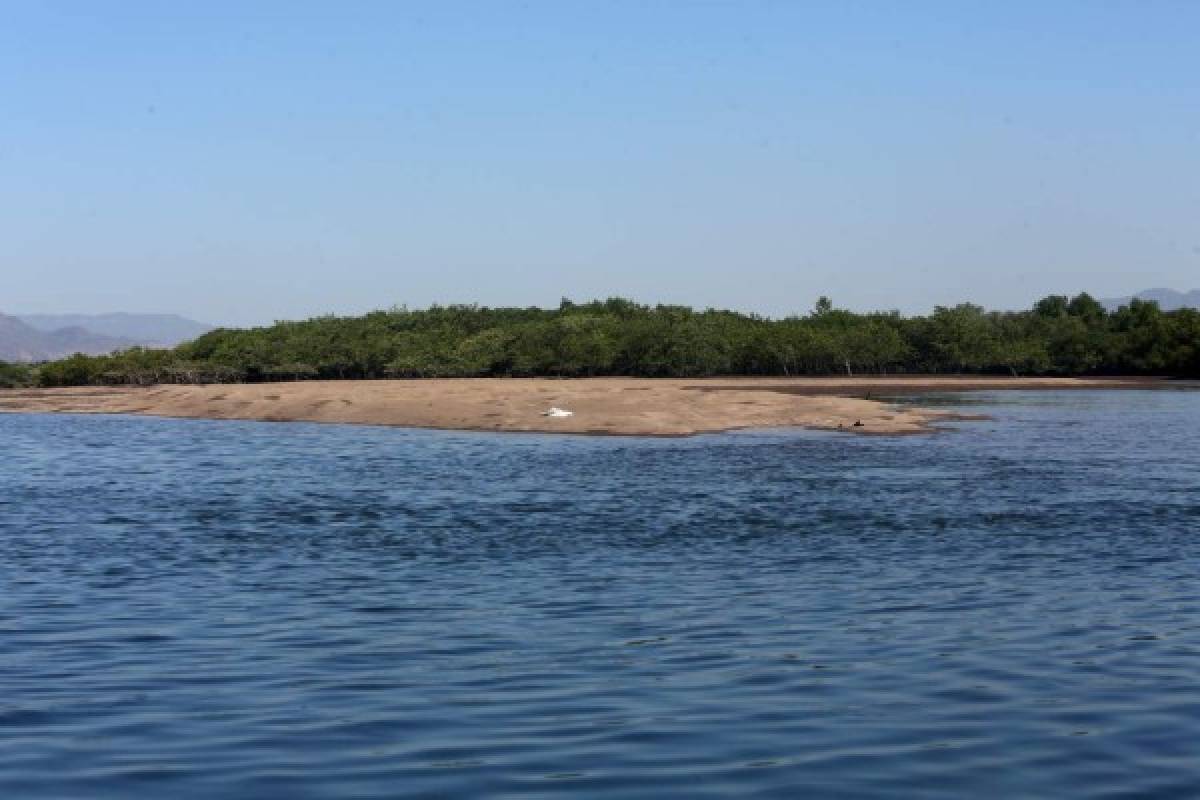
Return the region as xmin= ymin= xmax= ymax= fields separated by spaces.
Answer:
xmin=8 ymin=294 xmax=1200 ymax=388
xmin=0 ymin=361 xmax=34 ymax=388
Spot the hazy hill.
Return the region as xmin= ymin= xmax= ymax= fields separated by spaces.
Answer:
xmin=1102 ymin=288 xmax=1200 ymax=312
xmin=17 ymin=312 xmax=212 ymax=347
xmin=0 ymin=313 xmax=136 ymax=362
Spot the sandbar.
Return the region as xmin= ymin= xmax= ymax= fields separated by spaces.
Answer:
xmin=0 ymin=376 xmax=1166 ymax=436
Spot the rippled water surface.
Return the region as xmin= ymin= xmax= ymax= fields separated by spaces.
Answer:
xmin=3 ymin=390 xmax=1200 ymax=798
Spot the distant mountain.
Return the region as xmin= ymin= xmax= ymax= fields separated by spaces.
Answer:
xmin=17 ymin=312 xmax=212 ymax=347
xmin=1102 ymin=288 xmax=1200 ymax=312
xmin=0 ymin=313 xmax=137 ymax=362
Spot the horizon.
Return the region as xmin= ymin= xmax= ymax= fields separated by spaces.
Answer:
xmin=5 ymin=2 xmax=1199 ymax=326
xmin=7 ymin=284 xmax=1200 ymax=331
xmin=5 ymin=285 xmax=1200 ymax=331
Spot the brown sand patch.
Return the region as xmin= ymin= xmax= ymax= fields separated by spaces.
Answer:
xmin=0 ymin=376 xmax=1171 ymax=437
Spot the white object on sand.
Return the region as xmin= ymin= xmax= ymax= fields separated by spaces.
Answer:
xmin=542 ymin=407 xmax=574 ymax=418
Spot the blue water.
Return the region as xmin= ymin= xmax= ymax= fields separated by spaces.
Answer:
xmin=2 ymin=390 xmax=1199 ymax=798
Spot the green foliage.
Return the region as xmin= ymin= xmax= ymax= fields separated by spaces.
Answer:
xmin=37 ymin=354 xmax=102 ymax=387
xmin=0 ymin=361 xmax=34 ymax=388
xmin=29 ymin=294 xmax=1200 ymax=387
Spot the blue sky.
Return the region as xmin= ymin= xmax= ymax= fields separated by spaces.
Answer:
xmin=3 ymin=1 xmax=1198 ymax=325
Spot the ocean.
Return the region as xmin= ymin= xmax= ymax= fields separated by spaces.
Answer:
xmin=2 ymin=389 xmax=1198 ymax=798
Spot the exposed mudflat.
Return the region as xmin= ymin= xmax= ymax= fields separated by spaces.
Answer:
xmin=0 ymin=376 xmax=1163 ymax=436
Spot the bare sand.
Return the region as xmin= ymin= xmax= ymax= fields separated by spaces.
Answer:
xmin=0 ymin=376 xmax=1165 ymax=436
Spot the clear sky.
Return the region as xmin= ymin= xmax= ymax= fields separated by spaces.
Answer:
xmin=3 ymin=1 xmax=1198 ymax=326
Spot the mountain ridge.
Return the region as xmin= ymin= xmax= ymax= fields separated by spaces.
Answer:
xmin=0 ymin=314 xmax=137 ymax=362
xmin=17 ymin=312 xmax=212 ymax=346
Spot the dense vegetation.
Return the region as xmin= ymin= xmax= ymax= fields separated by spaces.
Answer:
xmin=0 ymin=360 xmax=34 ymax=388
xmin=17 ymin=294 xmax=1200 ymax=387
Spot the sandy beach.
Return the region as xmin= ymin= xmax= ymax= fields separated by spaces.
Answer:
xmin=0 ymin=376 xmax=1165 ymax=436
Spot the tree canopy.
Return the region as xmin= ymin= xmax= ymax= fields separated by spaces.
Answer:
xmin=18 ymin=294 xmax=1200 ymax=388
xmin=0 ymin=360 xmax=34 ymax=388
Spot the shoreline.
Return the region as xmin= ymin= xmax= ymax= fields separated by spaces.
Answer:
xmin=0 ymin=376 xmax=1171 ymax=437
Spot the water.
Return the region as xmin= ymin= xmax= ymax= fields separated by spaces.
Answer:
xmin=2 ymin=390 xmax=1199 ymax=798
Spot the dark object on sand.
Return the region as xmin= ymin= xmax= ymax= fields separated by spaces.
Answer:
xmin=853 ymin=420 xmax=864 ymax=427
